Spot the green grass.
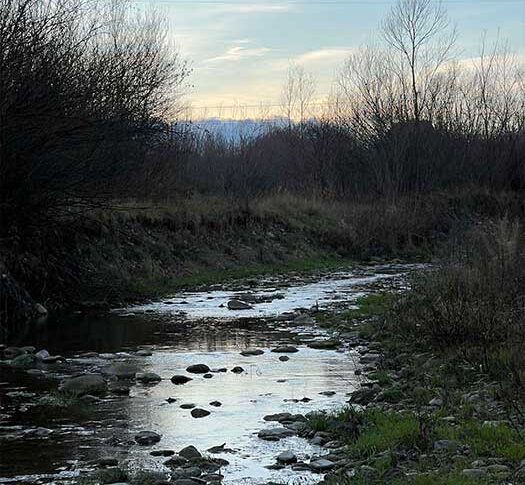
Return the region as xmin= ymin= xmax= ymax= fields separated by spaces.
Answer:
xmin=438 ymin=421 xmax=525 ymax=462
xmin=350 ymin=410 xmax=425 ymax=458
xmin=343 ymin=293 xmax=393 ymax=320
xmin=367 ymin=370 xmax=393 ymax=386
xmin=391 ymin=472 xmax=489 ymax=485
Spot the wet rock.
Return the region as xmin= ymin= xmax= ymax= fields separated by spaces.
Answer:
xmin=35 ymin=349 xmax=51 ymax=360
xmin=186 ymin=364 xmax=211 ymax=374
xmin=164 ymin=455 xmax=189 ymax=467
xmin=136 ymin=350 xmax=152 ymax=357
xmin=257 ymin=427 xmax=295 ymax=441
xmin=271 ymin=346 xmax=299 ymax=354
xmin=240 ymin=349 xmax=264 ymax=356
xmin=34 ymin=303 xmax=48 ymax=316
xmin=172 ymin=480 xmax=201 ymax=485
xmin=150 ymin=450 xmax=175 ymax=457
xmin=104 ymin=362 xmax=139 ymax=380
xmin=135 ymin=431 xmax=161 ymax=445
xmin=11 ymin=353 xmax=36 ymax=369
xmin=231 ymin=366 xmax=244 ymax=374
xmin=136 ymin=372 xmax=162 ymax=384
xmin=310 ymin=458 xmax=336 ymax=472
xmin=227 ymin=300 xmax=252 ymax=310
xmin=79 ymin=394 xmax=102 ymax=404
xmin=108 ymin=382 xmax=131 ymax=395
xmin=207 ymin=443 xmax=233 ymax=454
xmin=203 ymin=373 xmax=213 ymax=379
xmin=293 ymin=315 xmax=315 ymax=325
xmin=308 ymin=339 xmax=341 ymax=350
xmin=277 ymin=451 xmax=297 ymax=464
xmin=20 ymin=346 xmax=36 ymax=354
xmin=171 ymin=375 xmax=193 ymax=385
xmin=191 ymin=408 xmax=211 ymax=418
xmin=42 ymin=355 xmax=65 ymax=364
xmin=179 ymin=445 xmax=202 ymax=460
xmin=279 ymin=356 xmax=290 ymax=362
xmin=4 ymin=346 xmax=25 ymax=359
xmin=360 ymin=353 xmax=381 ymax=364
xmin=209 ymin=401 xmax=222 ymax=407
xmin=60 ymin=374 xmax=107 ymax=396
xmin=180 ymin=403 xmax=196 ymax=409
xmin=166 ymin=397 xmax=177 ymax=404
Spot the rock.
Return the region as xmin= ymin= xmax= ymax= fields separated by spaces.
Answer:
xmin=41 ymin=355 xmax=64 ymax=364
xmin=108 ymin=382 xmax=131 ymax=395
xmin=4 ymin=347 xmax=24 ymax=359
xmin=271 ymin=346 xmax=299 ymax=354
xmin=171 ymin=375 xmax=193 ymax=385
xmin=179 ymin=445 xmax=202 ymax=460
xmin=293 ymin=315 xmax=315 ymax=325
xmin=60 ymin=374 xmax=107 ymax=396
xmin=429 ymin=397 xmax=443 ymax=407
xmin=150 ymin=450 xmax=175 ymax=457
xmin=104 ymin=362 xmax=139 ymax=379
xmin=433 ymin=440 xmax=460 ymax=452
xmin=35 ymin=349 xmax=51 ymax=360
xmin=207 ymin=443 xmax=231 ymax=454
xmin=231 ymin=366 xmax=244 ymax=374
xmin=172 ymin=480 xmax=201 ymax=485
xmin=319 ymin=391 xmax=336 ymax=396
xmin=135 ymin=431 xmax=161 ymax=445
xmin=11 ymin=353 xmax=36 ymax=369
xmin=349 ymin=387 xmax=379 ymax=405
xmin=20 ymin=346 xmax=36 ymax=354
xmin=279 ymin=356 xmax=290 ymax=362
xmin=277 ymin=451 xmax=297 ymax=464
xmin=486 ymin=464 xmax=510 ymax=473
xmin=209 ymin=401 xmax=222 ymax=407
xmin=309 ymin=458 xmax=336 ymax=472
xmin=164 ymin=455 xmax=189 ymax=467
xmin=227 ymin=300 xmax=252 ymax=310
xmin=186 ymin=364 xmax=211 ymax=374
xmin=360 ymin=353 xmax=381 ymax=364
xmin=257 ymin=428 xmax=295 ymax=441
xmin=191 ymin=408 xmax=210 ymax=418
xmin=180 ymin=403 xmax=196 ymax=409
xmin=136 ymin=372 xmax=162 ymax=383
xmin=240 ymin=349 xmax=264 ymax=356
xmin=98 ymin=457 xmax=118 ymax=467
xmin=166 ymin=397 xmax=177 ymax=404
xmin=34 ymin=303 xmax=48 ymax=316
xmin=79 ymin=394 xmax=102 ymax=404
xmin=203 ymin=373 xmax=213 ymax=379
xmin=462 ymin=469 xmax=487 ymax=479
xmin=136 ymin=350 xmax=153 ymax=357
xmin=308 ymin=339 xmax=341 ymax=350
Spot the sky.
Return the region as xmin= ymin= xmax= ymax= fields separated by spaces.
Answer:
xmin=139 ymin=0 xmax=525 ymax=119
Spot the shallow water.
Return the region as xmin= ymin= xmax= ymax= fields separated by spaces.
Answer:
xmin=0 ymin=264 xmax=416 ymax=484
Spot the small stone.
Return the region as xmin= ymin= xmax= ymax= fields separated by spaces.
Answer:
xmin=191 ymin=408 xmax=211 ymax=418
xmin=203 ymin=373 xmax=213 ymax=379
xmin=150 ymin=450 xmax=175 ymax=457
xmin=310 ymin=458 xmax=335 ymax=472
xmin=136 ymin=372 xmax=162 ymax=384
xmin=271 ymin=346 xmax=299 ymax=354
xmin=135 ymin=431 xmax=161 ymax=446
xmin=171 ymin=375 xmax=193 ymax=385
xmin=179 ymin=445 xmax=202 ymax=460
xmin=186 ymin=364 xmax=211 ymax=374
xmin=279 ymin=356 xmax=290 ymax=362
xmin=231 ymin=366 xmax=244 ymax=374
xmin=429 ymin=397 xmax=443 ymax=407
xmin=210 ymin=401 xmax=222 ymax=407
xmin=227 ymin=300 xmax=252 ymax=310
xmin=136 ymin=350 xmax=152 ymax=357
xmin=240 ymin=349 xmax=264 ymax=356
xmin=433 ymin=440 xmax=460 ymax=452
xmin=277 ymin=451 xmax=297 ymax=464
xmin=180 ymin=403 xmax=196 ymax=409
xmin=35 ymin=349 xmax=51 ymax=360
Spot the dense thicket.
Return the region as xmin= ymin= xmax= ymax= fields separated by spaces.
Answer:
xmin=0 ymin=0 xmax=188 ymax=236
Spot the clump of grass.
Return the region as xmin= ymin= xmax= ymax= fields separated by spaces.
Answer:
xmin=343 ymin=293 xmax=393 ymax=320
xmin=38 ymin=391 xmax=84 ymax=408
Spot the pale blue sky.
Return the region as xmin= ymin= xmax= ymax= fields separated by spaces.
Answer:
xmin=141 ymin=0 xmax=525 ymax=118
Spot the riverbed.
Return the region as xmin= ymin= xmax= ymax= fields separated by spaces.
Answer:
xmin=0 ymin=264 xmax=416 ymax=484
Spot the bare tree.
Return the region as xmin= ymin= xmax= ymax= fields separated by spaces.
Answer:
xmin=382 ymin=0 xmax=457 ymax=121
xmin=280 ymin=63 xmax=316 ymax=125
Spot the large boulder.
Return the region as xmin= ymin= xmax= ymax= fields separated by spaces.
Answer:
xmin=191 ymin=408 xmax=211 ymax=418
xmin=136 ymin=372 xmax=162 ymax=384
xmin=179 ymin=445 xmax=202 ymax=460
xmin=60 ymin=374 xmax=107 ymax=396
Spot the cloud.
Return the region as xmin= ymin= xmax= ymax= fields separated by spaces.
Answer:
xmin=204 ymin=45 xmax=273 ymax=63
xmin=294 ymin=48 xmax=356 ymax=65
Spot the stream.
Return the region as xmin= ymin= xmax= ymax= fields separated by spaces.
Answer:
xmin=0 ymin=264 xmax=417 ymax=484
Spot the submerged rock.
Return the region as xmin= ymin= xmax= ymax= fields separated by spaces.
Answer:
xmin=60 ymin=374 xmax=107 ymax=396
xmin=277 ymin=451 xmax=297 ymax=464
xmin=231 ymin=366 xmax=245 ymax=374
xmin=103 ymin=362 xmax=139 ymax=379
xmin=257 ymin=427 xmax=295 ymax=441
xmin=136 ymin=372 xmax=162 ymax=384
xmin=240 ymin=349 xmax=264 ymax=356
xmin=308 ymin=339 xmax=341 ymax=350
